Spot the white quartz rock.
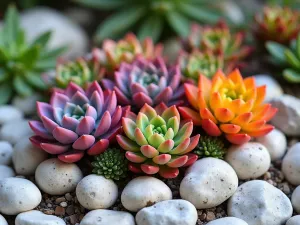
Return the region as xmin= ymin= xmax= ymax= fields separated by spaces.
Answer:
xmin=0 ymin=106 xmax=23 ymax=125
xmin=76 ymin=175 xmax=118 ymax=210
xmin=35 ymin=158 xmax=83 ymax=195
xmin=121 ymin=176 xmax=172 ymax=212
xmin=15 ymin=210 xmax=66 ymax=225
xmin=80 ymin=209 xmax=135 ymax=225
xmin=286 ymin=216 xmax=300 ymax=225
xmin=225 ymin=142 xmax=271 ymax=179
xmin=0 ymin=178 xmax=41 ymax=215
xmin=0 ymin=214 xmax=7 ymax=225
xmin=20 ymin=7 xmax=88 ymax=59
xmin=291 ymin=185 xmax=300 ymax=213
xmin=0 ymin=120 xmax=33 ymax=145
xmin=13 ymin=138 xmax=48 ymax=175
xmin=12 ymin=94 xmax=42 ymax=116
xmin=282 ymin=142 xmax=300 ymax=185
xmin=270 ymin=95 xmax=300 ymax=136
xmin=254 ymin=75 xmax=283 ymax=102
xmin=0 ymin=165 xmax=15 ymax=180
xmin=228 ymin=180 xmax=292 ymax=225
xmin=206 ymin=217 xmax=248 ymax=225
xmin=0 ymin=142 xmax=13 ymax=165
xmin=180 ymin=158 xmax=238 ymax=209
xmin=256 ymin=129 xmax=287 ymax=161
xmin=135 ymin=200 xmax=197 ymax=225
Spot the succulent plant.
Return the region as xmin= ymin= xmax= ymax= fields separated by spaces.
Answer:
xmin=116 ymin=103 xmax=200 ymax=178
xmin=102 ymin=56 xmax=185 ymax=110
xmin=45 ymin=48 xmax=105 ymax=89
xmin=29 ymin=81 xmax=126 ymax=163
xmin=92 ymin=148 xmax=128 ymax=180
xmin=182 ymin=21 xmax=252 ymax=62
xmin=0 ymin=5 xmax=66 ymax=104
xmin=193 ymin=136 xmax=227 ymax=159
xmin=266 ymin=33 xmax=300 ymax=82
xmin=99 ymin=33 xmax=163 ymax=73
xmin=178 ymin=50 xmax=233 ymax=82
xmin=179 ymin=69 xmax=277 ymax=145
xmin=75 ymin=0 xmax=227 ymax=42
xmin=254 ymin=6 xmax=300 ymax=44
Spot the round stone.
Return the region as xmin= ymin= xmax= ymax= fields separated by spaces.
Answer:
xmin=0 ymin=214 xmax=8 ymax=225
xmin=35 ymin=158 xmax=83 ymax=195
xmin=206 ymin=217 xmax=248 ymax=225
xmin=0 ymin=105 xmax=23 ymax=125
xmin=254 ymin=75 xmax=283 ymax=102
xmin=0 ymin=178 xmax=41 ymax=215
xmin=136 ymin=200 xmax=197 ymax=225
xmin=15 ymin=210 xmax=66 ymax=225
xmin=121 ymin=176 xmax=172 ymax=212
xmin=76 ymin=175 xmax=118 ymax=210
xmin=228 ymin=180 xmax=293 ymax=225
xmin=286 ymin=216 xmax=300 ymax=225
xmin=0 ymin=142 xmax=13 ymax=165
xmin=292 ymin=186 xmax=300 ymax=213
xmin=80 ymin=209 xmax=135 ymax=225
xmin=13 ymin=138 xmax=48 ymax=175
xmin=180 ymin=158 xmax=238 ymax=209
xmin=0 ymin=120 xmax=33 ymax=145
xmin=12 ymin=94 xmax=42 ymax=116
xmin=225 ymin=142 xmax=271 ymax=179
xmin=282 ymin=142 xmax=300 ymax=185
xmin=0 ymin=165 xmax=15 ymax=180
xmin=256 ymin=129 xmax=287 ymax=161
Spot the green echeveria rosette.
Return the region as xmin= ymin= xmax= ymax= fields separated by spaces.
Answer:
xmin=92 ymin=148 xmax=128 ymax=181
xmin=266 ymin=33 xmax=300 ymax=82
xmin=193 ymin=136 xmax=227 ymax=159
xmin=0 ymin=5 xmax=66 ymax=104
xmin=116 ymin=103 xmax=200 ymax=179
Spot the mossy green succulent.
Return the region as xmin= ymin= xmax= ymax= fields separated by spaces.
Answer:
xmin=92 ymin=148 xmax=128 ymax=180
xmin=193 ymin=136 xmax=227 ymax=159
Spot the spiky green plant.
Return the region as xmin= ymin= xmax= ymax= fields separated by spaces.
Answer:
xmin=0 ymin=5 xmax=66 ymax=104
xmin=75 ymin=0 xmax=227 ymax=42
xmin=266 ymin=33 xmax=300 ymax=82
xmin=193 ymin=136 xmax=227 ymax=159
xmin=92 ymin=148 xmax=128 ymax=180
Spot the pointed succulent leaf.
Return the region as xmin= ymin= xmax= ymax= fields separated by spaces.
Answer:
xmin=135 ymin=128 xmax=148 ymax=146
xmin=31 ymin=30 xmax=52 ymax=48
xmin=150 ymin=115 xmax=166 ymax=128
xmin=116 ymin=135 xmax=140 ymax=152
xmin=152 ymin=154 xmax=171 ymax=165
xmin=140 ymin=104 xmax=157 ymax=121
xmin=161 ymin=105 xmax=180 ymax=124
xmin=122 ymin=117 xmax=137 ymax=141
xmin=148 ymin=133 xmax=165 ymax=149
xmin=125 ymin=151 xmax=147 ymax=163
xmin=167 ymin=155 xmax=188 ymax=168
xmin=164 ymin=128 xmax=175 ymax=140
xmin=173 ymin=122 xmax=193 ymax=146
xmin=136 ymin=112 xmax=149 ymax=132
xmin=169 ymin=137 xmax=190 ymax=154
xmin=285 ymin=49 xmax=300 ymax=69
xmin=137 ymin=15 xmax=163 ymax=42
xmin=266 ymin=42 xmax=287 ymax=64
xmin=140 ymin=145 xmax=159 ymax=158
xmin=157 ymin=139 xmax=174 ymax=153
xmin=144 ymin=124 xmax=154 ymax=140
xmin=283 ymin=69 xmax=300 ymax=83
xmin=167 ymin=116 xmax=179 ymax=135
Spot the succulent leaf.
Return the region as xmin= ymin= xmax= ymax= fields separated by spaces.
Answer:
xmin=193 ymin=136 xmax=227 ymax=159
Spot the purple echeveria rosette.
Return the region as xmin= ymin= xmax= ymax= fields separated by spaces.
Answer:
xmin=102 ymin=56 xmax=185 ymax=111
xmin=29 ymin=81 xmax=127 ymax=163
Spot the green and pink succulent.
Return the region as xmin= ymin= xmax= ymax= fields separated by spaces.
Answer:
xmin=116 ymin=103 xmax=200 ymax=178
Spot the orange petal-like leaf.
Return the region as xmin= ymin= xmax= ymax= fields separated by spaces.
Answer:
xmin=226 ymin=133 xmax=251 ymax=145
xmin=246 ymin=124 xmax=274 ymax=137
xmin=242 ymin=120 xmax=266 ymax=132
xmin=202 ymin=119 xmax=222 ymax=136
xmin=253 ymin=85 xmax=266 ymax=108
xmin=200 ymin=108 xmax=217 ymax=123
xmin=231 ymin=112 xmax=253 ymax=125
xmin=178 ymin=107 xmax=201 ymax=125
xmin=261 ymin=107 xmax=278 ymax=122
xmin=244 ymin=77 xmax=256 ymax=89
xmin=209 ymin=92 xmax=223 ymax=112
xmin=220 ymin=124 xmax=241 ymax=134
xmin=215 ymin=108 xmax=234 ymax=123
xmin=228 ymin=69 xmax=243 ymax=85
xmin=184 ymin=83 xmax=199 ymax=110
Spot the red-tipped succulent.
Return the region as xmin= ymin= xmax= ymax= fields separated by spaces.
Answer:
xmin=29 ymin=81 xmax=126 ymax=163
xmin=116 ymin=103 xmax=200 ymax=178
xmin=102 ymin=56 xmax=185 ymax=110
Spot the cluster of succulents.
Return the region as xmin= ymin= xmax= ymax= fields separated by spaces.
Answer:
xmin=254 ymin=6 xmax=300 ymax=44
xmin=193 ymin=136 xmax=227 ymax=159
xmin=75 ymin=0 xmax=227 ymax=42
xmin=0 ymin=5 xmax=66 ymax=104
xmin=179 ymin=70 xmax=277 ymax=145
xmin=29 ymin=81 xmax=126 ymax=163
xmin=267 ymin=34 xmax=300 ymax=82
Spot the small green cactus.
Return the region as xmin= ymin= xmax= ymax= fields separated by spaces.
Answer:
xmin=92 ymin=148 xmax=128 ymax=180
xmin=193 ymin=136 xmax=227 ymax=159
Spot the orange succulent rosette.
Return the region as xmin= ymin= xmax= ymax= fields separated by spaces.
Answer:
xmin=179 ymin=69 xmax=278 ymax=145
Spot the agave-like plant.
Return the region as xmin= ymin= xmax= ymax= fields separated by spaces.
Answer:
xmin=266 ymin=33 xmax=300 ymax=82
xmin=29 ymin=81 xmax=126 ymax=163
xmin=99 ymin=33 xmax=163 ymax=73
xmin=182 ymin=21 xmax=253 ymax=62
xmin=254 ymin=5 xmax=300 ymax=44
xmin=44 ymin=48 xmax=105 ymax=89
xmin=179 ymin=69 xmax=277 ymax=145
xmin=75 ymin=0 xmax=227 ymax=42
xmin=102 ymin=56 xmax=185 ymax=110
xmin=0 ymin=5 xmax=66 ymax=104
xmin=116 ymin=103 xmax=200 ymax=178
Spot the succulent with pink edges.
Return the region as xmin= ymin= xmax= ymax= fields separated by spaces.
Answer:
xmin=102 ymin=56 xmax=185 ymax=110
xmin=29 ymin=81 xmax=126 ymax=163
xmin=116 ymin=103 xmax=200 ymax=178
